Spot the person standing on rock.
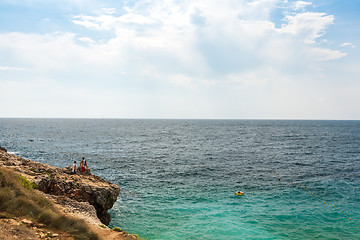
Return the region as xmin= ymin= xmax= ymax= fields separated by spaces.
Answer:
xmin=81 ymin=157 xmax=86 ymax=173
xmin=72 ymin=161 xmax=77 ymax=174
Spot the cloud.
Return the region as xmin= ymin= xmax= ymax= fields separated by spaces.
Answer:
xmin=1 ymin=1 xmax=345 ymax=79
xmin=307 ymin=47 xmax=347 ymax=61
xmin=226 ymin=67 xmax=276 ymax=87
xmin=0 ymin=0 xmax=353 ymax=118
xmin=171 ymin=74 xmax=197 ymax=89
xmin=0 ymin=32 xmax=120 ymax=73
xmin=1 ymin=1 xmax=345 ymax=84
xmin=279 ymin=12 xmax=335 ymax=44
xmin=341 ymin=42 xmax=355 ymax=48
xmin=0 ymin=66 xmax=27 ymax=71
xmin=0 ymin=78 xmax=121 ymax=118
xmin=77 ymin=37 xmax=95 ymax=43
xmin=72 ymin=14 xmax=114 ymax=30
xmin=293 ymin=1 xmax=312 ymax=11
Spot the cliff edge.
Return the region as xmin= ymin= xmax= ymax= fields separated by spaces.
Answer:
xmin=0 ymin=147 xmax=120 ymax=226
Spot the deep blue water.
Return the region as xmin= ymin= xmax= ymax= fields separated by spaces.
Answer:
xmin=0 ymin=119 xmax=360 ymax=239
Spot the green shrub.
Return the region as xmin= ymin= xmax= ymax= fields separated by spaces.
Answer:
xmin=99 ymin=224 xmax=106 ymax=228
xmin=18 ymin=175 xmax=37 ymax=190
xmin=132 ymin=234 xmax=140 ymax=239
xmin=112 ymin=227 xmax=122 ymax=232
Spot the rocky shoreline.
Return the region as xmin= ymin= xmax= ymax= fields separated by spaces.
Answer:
xmin=0 ymin=147 xmax=119 ymax=226
xmin=0 ymin=147 xmax=144 ymax=239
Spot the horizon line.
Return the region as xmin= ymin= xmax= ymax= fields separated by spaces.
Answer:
xmin=0 ymin=117 xmax=359 ymax=121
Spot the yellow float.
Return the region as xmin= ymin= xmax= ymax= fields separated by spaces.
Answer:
xmin=235 ymin=191 xmax=244 ymax=196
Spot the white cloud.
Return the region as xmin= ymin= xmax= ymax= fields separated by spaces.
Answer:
xmin=0 ymin=0 xmax=354 ymax=118
xmin=118 ymin=13 xmax=158 ymax=25
xmin=1 ymin=1 xmax=345 ymax=78
xmin=293 ymin=1 xmax=312 ymax=10
xmin=72 ymin=14 xmax=115 ymax=30
xmin=307 ymin=47 xmax=347 ymax=61
xmin=77 ymin=37 xmax=95 ymax=43
xmin=0 ymin=78 xmax=122 ymax=118
xmin=102 ymin=7 xmax=116 ymax=15
xmin=341 ymin=42 xmax=355 ymax=48
xmin=171 ymin=74 xmax=196 ymax=89
xmin=279 ymin=12 xmax=335 ymax=44
xmin=226 ymin=67 xmax=275 ymax=87
xmin=0 ymin=32 xmax=120 ymax=72
xmin=0 ymin=66 xmax=27 ymax=71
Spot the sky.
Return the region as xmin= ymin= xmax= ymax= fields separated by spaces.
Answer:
xmin=1 ymin=0 xmax=360 ymax=119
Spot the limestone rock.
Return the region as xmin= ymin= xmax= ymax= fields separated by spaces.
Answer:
xmin=0 ymin=150 xmax=120 ymax=225
xmin=21 ymin=219 xmax=33 ymax=226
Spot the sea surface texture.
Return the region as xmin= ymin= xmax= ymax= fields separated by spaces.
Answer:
xmin=1 ymin=119 xmax=360 ymax=240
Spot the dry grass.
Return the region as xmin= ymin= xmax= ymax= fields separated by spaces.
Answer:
xmin=0 ymin=167 xmax=99 ymax=240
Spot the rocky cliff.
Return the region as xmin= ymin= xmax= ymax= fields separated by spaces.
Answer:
xmin=0 ymin=147 xmax=120 ymax=226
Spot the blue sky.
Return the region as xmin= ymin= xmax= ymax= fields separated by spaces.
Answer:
xmin=1 ymin=0 xmax=360 ymax=119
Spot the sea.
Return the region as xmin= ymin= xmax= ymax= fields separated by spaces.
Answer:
xmin=0 ymin=119 xmax=359 ymax=240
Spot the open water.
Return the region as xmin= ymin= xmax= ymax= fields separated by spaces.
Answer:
xmin=0 ymin=119 xmax=360 ymax=239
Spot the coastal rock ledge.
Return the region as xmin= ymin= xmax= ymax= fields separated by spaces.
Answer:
xmin=0 ymin=147 xmax=120 ymax=226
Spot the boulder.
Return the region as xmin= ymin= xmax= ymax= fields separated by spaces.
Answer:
xmin=37 ymin=174 xmax=120 ymax=225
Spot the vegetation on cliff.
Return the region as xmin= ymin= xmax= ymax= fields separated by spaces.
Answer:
xmin=0 ymin=167 xmax=99 ymax=240
xmin=0 ymin=148 xmax=120 ymax=226
xmin=0 ymin=148 xmax=140 ymax=240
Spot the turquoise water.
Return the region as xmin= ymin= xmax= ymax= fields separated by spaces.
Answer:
xmin=1 ymin=119 xmax=360 ymax=239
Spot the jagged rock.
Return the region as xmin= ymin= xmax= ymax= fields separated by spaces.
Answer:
xmin=0 ymin=150 xmax=120 ymax=226
xmin=21 ymin=219 xmax=33 ymax=226
xmin=36 ymin=174 xmax=120 ymax=225
xmin=0 ymin=146 xmax=7 ymax=152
